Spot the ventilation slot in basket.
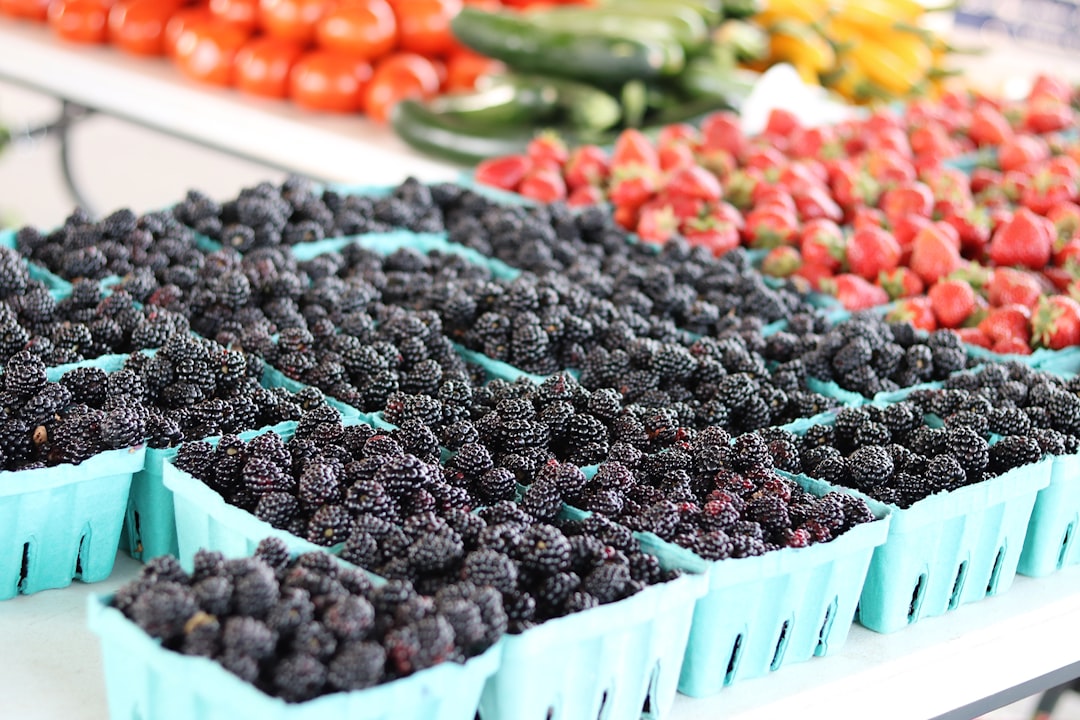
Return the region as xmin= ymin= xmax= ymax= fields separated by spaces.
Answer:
xmin=986 ymin=545 xmax=1007 ymax=595
xmin=724 ymin=634 xmax=744 ymax=686
xmin=908 ymin=574 xmax=927 ymax=623
xmin=948 ymin=561 xmax=968 ymax=610
xmin=17 ymin=542 xmax=30 ymax=592
xmin=641 ymin=662 xmax=661 ymax=719
xmin=1059 ymin=522 xmax=1076 ymax=569
xmin=770 ymin=620 xmax=791 ymax=671
xmin=815 ymin=598 xmax=838 ymax=656
xmin=596 ymin=690 xmax=609 ymax=720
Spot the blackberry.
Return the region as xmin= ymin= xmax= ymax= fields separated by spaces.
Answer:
xmin=126 ymin=582 xmax=200 ymax=641
xmin=4 ymin=353 xmax=47 ymax=399
xmin=460 ymin=549 xmax=517 ymax=594
xmin=273 ymin=653 xmax=327 ymax=703
xmin=406 ymin=532 xmax=464 ymax=574
xmin=946 ymin=426 xmax=990 ymax=475
xmin=848 ymin=445 xmax=894 ymax=488
xmin=1031 ymin=427 xmax=1068 ymax=456
xmin=518 ymin=524 xmax=572 ymax=575
xmin=221 ymin=616 xmax=276 ymax=660
xmin=925 ymin=454 xmax=967 ymax=493
xmin=476 ymin=467 xmax=516 ymax=504
xmin=989 ymin=436 xmax=1044 ymax=474
xmin=731 ymin=433 xmax=771 ymax=472
xmin=299 ymin=461 xmax=345 ymax=508
xmin=255 ymin=492 xmax=301 ymax=529
xmin=327 ymin=642 xmax=386 ymax=691
xmin=230 ymin=559 xmax=280 ymax=618
xmin=306 ymin=504 xmax=355 ymax=547
xmin=519 ymin=479 xmax=563 ymax=522
xmin=580 ymin=562 xmax=630 ymax=604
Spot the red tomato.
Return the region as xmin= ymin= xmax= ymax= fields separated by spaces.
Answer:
xmin=164 ymin=5 xmax=213 ymax=56
xmin=209 ymin=0 xmax=258 ymax=30
xmin=235 ymin=35 xmax=305 ymax=97
xmin=316 ymin=0 xmax=396 ymax=60
xmin=387 ymin=0 xmax=459 ymax=56
xmin=108 ymin=0 xmax=184 ymax=55
xmin=362 ymin=51 xmax=439 ymax=121
xmin=0 ymin=0 xmax=50 ymax=21
xmin=173 ymin=19 xmax=250 ymax=85
xmin=443 ymin=50 xmax=501 ymax=92
xmin=48 ymin=0 xmax=111 ymax=43
xmin=290 ymin=49 xmax=373 ymax=112
xmin=258 ymin=0 xmax=329 ymax=43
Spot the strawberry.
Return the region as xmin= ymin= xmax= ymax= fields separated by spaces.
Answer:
xmin=845 ymin=225 xmax=901 ymax=280
xmin=880 ymin=181 xmax=933 ymax=223
xmin=910 ymin=223 xmax=963 ymax=285
xmin=1024 ymin=97 xmax=1073 ymax=134
xmin=745 ymin=145 xmax=788 ymax=174
xmin=998 ymin=134 xmax=1050 ymax=173
xmin=608 ymin=169 xmax=656 ymax=210
xmin=928 ymin=279 xmax=977 ymax=328
xmin=886 ymin=296 xmax=937 ymax=331
xmin=969 ymin=167 xmax=1002 ymax=195
xmin=1048 ymin=201 xmax=1080 ymax=242
xmin=942 ymin=206 xmax=991 ymax=257
xmin=611 ymin=128 xmax=659 ymax=171
xmin=989 ymin=207 xmax=1055 ymax=269
xmin=1033 ymin=294 xmax=1080 ymax=349
xmin=763 ymin=107 xmax=801 ymax=142
xmin=657 ymin=123 xmax=700 ymax=148
xmin=957 ymin=327 xmax=993 ymax=349
xmin=1053 ymin=237 xmax=1080 ymax=270
xmin=683 ymin=218 xmax=740 ymax=257
xmin=822 ymin=273 xmax=890 ymax=311
xmin=978 ymin=303 xmax=1032 ymax=344
xmin=699 ymin=111 xmax=745 ymax=159
xmin=992 ymin=336 xmax=1034 ymax=355
xmin=761 ymin=246 xmax=802 ymax=278
xmin=526 ymin=132 xmax=568 ymax=167
xmin=563 ymin=145 xmax=609 ymax=191
xmin=893 ymin=214 xmax=934 ymax=255
xmin=654 ymin=191 xmax=705 ymax=222
xmin=794 ymin=261 xmax=835 ymax=290
xmin=636 ymin=203 xmax=679 ymax=245
xmin=794 ymin=186 xmax=843 ymax=223
xmin=613 ymin=204 xmax=639 ymax=231
xmin=474 ymin=154 xmax=531 ymax=192
xmin=799 ymin=219 xmax=846 ymax=271
xmin=665 ymin=166 xmax=722 ymax=202
xmin=985 ymin=267 xmax=1046 ymax=308
xmin=852 ymin=207 xmax=888 ymax=232
xmin=566 ymin=184 xmax=605 ymax=207
xmin=722 ymin=168 xmax=762 ymax=210
xmin=878 ymin=267 xmax=924 ymax=299
xmin=659 ymin=144 xmax=696 ymax=173
xmin=518 ymin=168 xmax=567 ymax=203
xmin=710 ymin=201 xmax=745 ymax=231
xmin=968 ymin=103 xmax=1013 ymax=147
xmin=744 ymin=205 xmax=799 ymax=249
xmin=864 ymin=147 xmax=916 ymax=185
xmin=1030 ymin=74 xmax=1072 ymax=103
xmin=1020 ymin=169 xmax=1077 ymax=216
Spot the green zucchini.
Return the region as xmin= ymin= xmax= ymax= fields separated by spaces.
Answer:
xmin=598 ymin=0 xmax=724 ymax=27
xmin=528 ymin=4 xmax=708 ymax=52
xmin=390 ymin=99 xmax=539 ymax=165
xmin=425 ymin=78 xmax=562 ymax=129
xmin=450 ymin=7 xmax=685 ymax=85
xmin=679 ymin=61 xmax=761 ymax=109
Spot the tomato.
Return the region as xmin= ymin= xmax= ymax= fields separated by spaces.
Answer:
xmin=361 ymin=51 xmax=439 ymax=121
xmin=173 ymin=19 xmax=250 ymax=85
xmin=0 ymin=0 xmax=50 ymax=21
xmin=258 ymin=0 xmax=329 ymax=43
xmin=164 ymin=5 xmax=213 ymax=56
xmin=235 ymin=35 xmax=305 ymax=97
xmin=387 ymin=0 xmax=459 ymax=56
xmin=48 ymin=0 xmax=111 ymax=43
xmin=108 ymin=0 xmax=184 ymax=55
xmin=209 ymin=0 xmax=258 ymax=30
xmin=290 ymin=50 xmax=373 ymax=112
xmin=443 ymin=50 xmax=500 ymax=92
xmin=316 ymin=0 xmax=396 ymax=60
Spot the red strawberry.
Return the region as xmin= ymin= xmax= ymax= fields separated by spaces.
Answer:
xmin=986 ymin=267 xmax=1045 ymax=308
xmin=1030 ymin=74 xmax=1072 ymax=102
xmin=942 ymin=206 xmax=991 ymax=257
xmin=852 ymin=207 xmax=888 ymax=232
xmin=526 ymin=132 xmax=568 ymax=167
xmin=970 ymin=167 xmax=1002 ymax=195
xmin=654 ymin=191 xmax=705 ymax=222
xmin=665 ymin=166 xmax=722 ymax=202
xmin=763 ymin=107 xmax=801 ymax=141
xmin=699 ymin=111 xmax=745 ymax=159
xmin=636 ymin=204 xmax=679 ymax=245
xmin=659 ymin=144 xmax=695 ymax=173
xmin=608 ymin=169 xmax=656 ymax=210
xmin=611 ymin=128 xmax=659 ymax=171
xmin=992 ymin=336 xmax=1033 ymax=355
xmin=1024 ymin=97 xmax=1073 ymax=134
xmin=794 ymin=186 xmax=843 ymax=223
xmin=794 ymin=261 xmax=836 ymax=290
xmin=878 ymin=267 xmax=924 ymax=299
xmin=613 ymin=204 xmax=639 ymax=231
xmin=683 ymin=218 xmax=741 ymax=257
xmin=1033 ymin=294 xmax=1080 ymax=349
xmin=989 ymin=207 xmax=1055 ymax=269
xmin=761 ymin=246 xmax=802 ymax=277
xmin=880 ymin=181 xmax=933 ymax=223
xmin=957 ymin=327 xmax=993 ymax=349
xmin=1020 ymin=170 xmax=1077 ymax=216
xmin=998 ymin=135 xmax=1050 ymax=173
xmin=968 ymin=103 xmax=1013 ymax=146
xmin=822 ymin=273 xmax=889 ymax=311
xmin=563 ymin=145 xmax=609 ymax=191
xmin=744 ymin=206 xmax=799 ymax=249
xmin=518 ymin=168 xmax=567 ymax=203
xmin=893 ymin=214 xmax=934 ymax=255
xmin=1048 ymin=201 xmax=1080 ymax=242
xmin=566 ymin=185 xmax=605 ymax=207
xmin=474 ymin=155 xmax=531 ymax=192
xmin=845 ymin=225 xmax=901 ymax=280
xmin=744 ymin=145 xmax=788 ymax=174
xmin=657 ymin=123 xmax=700 ymax=148
xmin=928 ymin=279 xmax=977 ymax=328
xmin=799 ymin=219 xmax=846 ymax=271
xmin=910 ymin=223 xmax=963 ymax=285
xmin=886 ymin=296 xmax=937 ymax=331
xmin=978 ymin=303 xmax=1032 ymax=344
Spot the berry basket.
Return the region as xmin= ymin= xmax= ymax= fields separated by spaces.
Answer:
xmin=87 ymin=594 xmax=502 ymax=720
xmin=1017 ymin=450 xmax=1080 ymax=577
xmin=636 ymin=477 xmax=891 ymax=699
xmin=782 ymin=455 xmax=1053 ymax=633
xmin=0 ymin=227 xmax=73 ymax=298
xmin=477 ymin=550 xmax=707 ymax=720
xmin=260 ymin=365 xmax=365 ymax=423
xmin=160 ymin=423 xmax=333 ymax=568
xmin=0 ymin=446 xmax=147 ymax=600
xmin=125 ymin=421 xmax=299 ymax=563
xmin=452 ymin=343 xmax=556 ymax=385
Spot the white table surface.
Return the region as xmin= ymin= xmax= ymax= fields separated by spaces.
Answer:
xmin=0 ymin=19 xmax=462 ymax=186
xmin=1 ymin=552 xmax=1077 ymax=720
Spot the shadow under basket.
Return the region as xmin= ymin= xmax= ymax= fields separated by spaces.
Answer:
xmin=87 ymin=595 xmax=501 ymax=720
xmin=841 ymin=456 xmax=1054 ymax=634
xmin=477 ymin=569 xmax=706 ymax=720
xmin=0 ymin=446 xmax=147 ymax=600
xmin=648 ymin=476 xmax=891 ymax=699
xmin=1017 ymin=452 xmax=1080 ymax=578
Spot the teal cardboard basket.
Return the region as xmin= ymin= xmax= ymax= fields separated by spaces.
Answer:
xmin=261 ymin=365 xmax=364 ymax=422
xmin=478 ymin=569 xmax=706 ymax=720
xmin=651 ymin=477 xmax=891 ymax=698
xmin=125 ymin=421 xmax=299 ymax=563
xmin=43 ymin=352 xmax=131 ymax=381
xmin=451 ymin=343 xmax=552 ymax=385
xmin=0 ymin=446 xmax=147 ymax=600
xmin=0 ymin=227 xmax=73 ymax=297
xmin=965 ymin=344 xmax=1080 ymax=372
xmin=1017 ymin=451 xmax=1080 ymax=577
xmin=816 ymin=457 xmax=1054 ymax=633
xmin=88 ymin=594 xmax=502 ymax=720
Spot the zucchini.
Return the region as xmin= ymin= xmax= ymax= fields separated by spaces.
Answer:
xmin=679 ymin=61 xmax=761 ymax=109
xmin=390 ymin=100 xmax=538 ymax=165
xmin=450 ymin=7 xmax=685 ymax=85
xmin=528 ymin=5 xmax=708 ymax=52
xmin=598 ymin=0 xmax=724 ymax=27
xmin=426 ymin=78 xmax=562 ymax=129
